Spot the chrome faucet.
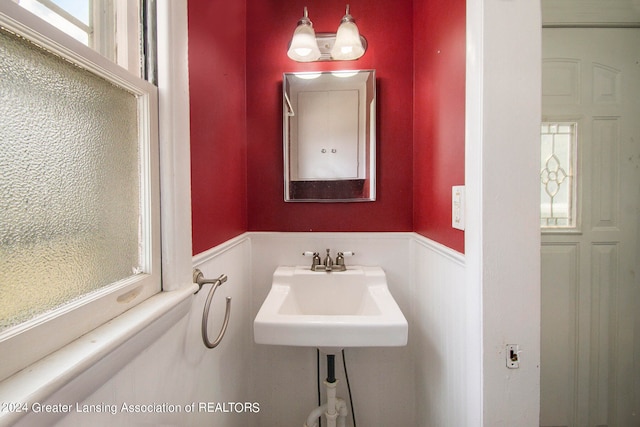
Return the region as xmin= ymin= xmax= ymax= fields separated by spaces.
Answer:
xmin=304 ymin=249 xmax=355 ymax=272
xmin=323 ymin=249 xmax=333 ymax=270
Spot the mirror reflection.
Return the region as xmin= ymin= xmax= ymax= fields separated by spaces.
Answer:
xmin=283 ymin=70 xmax=376 ymax=202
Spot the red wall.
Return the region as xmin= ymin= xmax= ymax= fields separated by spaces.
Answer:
xmin=246 ymin=0 xmax=414 ymax=232
xmin=188 ymin=0 xmax=248 ymax=254
xmin=413 ymin=0 xmax=466 ymax=252
xmin=188 ymin=0 xmax=466 ymax=254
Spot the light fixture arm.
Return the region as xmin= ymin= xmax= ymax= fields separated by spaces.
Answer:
xmin=340 ymin=4 xmax=354 ymax=24
xmin=298 ymin=6 xmax=311 ymax=26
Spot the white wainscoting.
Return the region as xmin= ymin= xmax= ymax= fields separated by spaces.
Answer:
xmin=247 ymin=232 xmax=415 ymax=427
xmin=45 ymin=232 xmax=473 ymax=427
xmin=49 ymin=235 xmax=253 ymax=427
xmin=412 ymin=235 xmax=468 ymax=427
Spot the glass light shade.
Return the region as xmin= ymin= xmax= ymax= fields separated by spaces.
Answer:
xmin=287 ymin=9 xmax=321 ymax=62
xmin=330 ymin=19 xmax=364 ymax=60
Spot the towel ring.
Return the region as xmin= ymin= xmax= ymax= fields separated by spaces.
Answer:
xmin=193 ymin=269 xmax=231 ymax=349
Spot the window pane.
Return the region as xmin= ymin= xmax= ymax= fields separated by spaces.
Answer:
xmin=17 ymin=0 xmax=90 ymax=45
xmin=14 ymin=0 xmax=146 ymax=78
xmin=540 ymin=122 xmax=577 ymax=228
xmin=50 ymin=0 xmax=90 ymax=25
xmin=0 ymin=28 xmax=142 ymax=331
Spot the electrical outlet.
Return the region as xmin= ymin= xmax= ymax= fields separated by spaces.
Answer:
xmin=506 ymin=344 xmax=519 ymax=369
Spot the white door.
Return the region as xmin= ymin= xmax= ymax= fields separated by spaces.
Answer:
xmin=540 ymin=28 xmax=640 ymax=427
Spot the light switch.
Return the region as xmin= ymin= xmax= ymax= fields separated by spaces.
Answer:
xmin=452 ymin=186 xmax=465 ymax=230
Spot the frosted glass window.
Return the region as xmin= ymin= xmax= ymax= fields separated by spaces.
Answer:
xmin=540 ymin=122 xmax=577 ymax=228
xmin=0 ymin=28 xmax=143 ymax=332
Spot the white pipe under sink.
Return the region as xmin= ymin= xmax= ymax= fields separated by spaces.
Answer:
xmin=304 ymin=380 xmax=348 ymax=427
xmin=304 ymin=403 xmax=327 ymax=427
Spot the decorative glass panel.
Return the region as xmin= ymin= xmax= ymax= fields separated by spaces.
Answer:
xmin=540 ymin=122 xmax=577 ymax=228
xmin=0 ymin=28 xmax=141 ymax=331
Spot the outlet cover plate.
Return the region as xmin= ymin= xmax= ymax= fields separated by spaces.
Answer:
xmin=506 ymin=344 xmax=520 ymax=369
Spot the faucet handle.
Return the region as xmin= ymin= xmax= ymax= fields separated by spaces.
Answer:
xmin=335 ymin=251 xmax=355 ymax=267
xmin=303 ymin=251 xmax=322 ymax=270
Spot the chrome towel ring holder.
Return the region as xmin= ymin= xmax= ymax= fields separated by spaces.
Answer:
xmin=193 ymin=269 xmax=231 ymax=349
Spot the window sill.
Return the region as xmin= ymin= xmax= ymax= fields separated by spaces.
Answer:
xmin=0 ymin=283 xmax=197 ymax=427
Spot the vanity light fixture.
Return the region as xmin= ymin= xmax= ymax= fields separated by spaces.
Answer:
xmin=287 ymin=5 xmax=367 ymax=62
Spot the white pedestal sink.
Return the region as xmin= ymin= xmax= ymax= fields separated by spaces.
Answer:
xmin=253 ymin=266 xmax=408 ymax=351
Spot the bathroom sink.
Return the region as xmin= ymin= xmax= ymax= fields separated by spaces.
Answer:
xmin=253 ymin=266 xmax=408 ymax=350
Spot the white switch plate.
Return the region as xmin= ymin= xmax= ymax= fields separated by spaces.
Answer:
xmin=452 ymin=186 xmax=465 ymax=230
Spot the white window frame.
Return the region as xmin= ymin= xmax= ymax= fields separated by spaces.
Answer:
xmin=0 ymin=1 xmax=161 ymax=382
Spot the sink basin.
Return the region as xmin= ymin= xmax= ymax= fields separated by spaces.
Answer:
xmin=253 ymin=266 xmax=408 ymax=349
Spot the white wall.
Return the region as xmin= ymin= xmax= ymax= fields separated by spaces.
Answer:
xmin=48 ymin=237 xmax=253 ymax=427
xmin=542 ymin=0 xmax=640 ymax=25
xmin=248 ymin=232 xmax=416 ymax=427
xmin=466 ymin=0 xmax=542 ymax=425
xmin=38 ymin=232 xmax=475 ymax=427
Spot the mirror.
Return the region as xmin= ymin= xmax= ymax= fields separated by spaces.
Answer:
xmin=283 ymin=70 xmax=376 ymax=202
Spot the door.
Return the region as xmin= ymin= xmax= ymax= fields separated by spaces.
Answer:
xmin=540 ymin=29 xmax=640 ymax=426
